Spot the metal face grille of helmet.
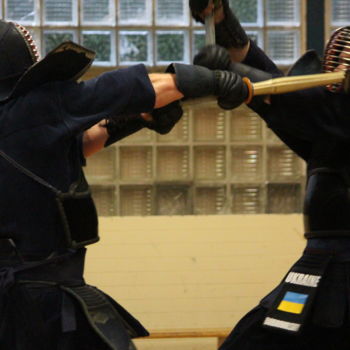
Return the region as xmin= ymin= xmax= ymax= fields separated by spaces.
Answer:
xmin=14 ymin=23 xmax=40 ymax=63
xmin=0 ymin=20 xmax=40 ymax=84
xmin=323 ymin=26 xmax=350 ymax=92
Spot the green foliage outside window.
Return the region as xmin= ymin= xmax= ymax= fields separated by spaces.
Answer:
xmin=82 ymin=34 xmax=111 ymax=62
xmin=229 ymin=0 xmax=258 ymax=23
xmin=44 ymin=32 xmax=74 ymax=54
xmin=194 ymin=33 xmax=205 ymax=55
xmin=157 ymin=33 xmax=184 ymax=62
xmin=121 ymin=34 xmax=148 ymax=62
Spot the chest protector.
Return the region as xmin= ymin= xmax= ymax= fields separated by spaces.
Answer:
xmin=303 ymin=140 xmax=350 ymax=236
xmin=0 ymin=150 xmax=99 ymax=249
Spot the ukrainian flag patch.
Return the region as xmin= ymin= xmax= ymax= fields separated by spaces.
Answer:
xmin=277 ymin=291 xmax=309 ymax=314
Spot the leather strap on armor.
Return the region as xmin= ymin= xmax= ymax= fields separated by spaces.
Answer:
xmin=0 ymin=149 xmax=99 ymax=249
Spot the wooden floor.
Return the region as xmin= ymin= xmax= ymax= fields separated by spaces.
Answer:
xmin=140 ymin=328 xmax=232 ymax=348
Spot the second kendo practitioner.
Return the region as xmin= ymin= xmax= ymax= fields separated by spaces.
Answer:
xmin=191 ymin=0 xmax=350 ymax=349
xmin=0 ymin=19 xmax=249 ymax=350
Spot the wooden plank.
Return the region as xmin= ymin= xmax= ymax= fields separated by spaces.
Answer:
xmin=140 ymin=329 xmax=232 ymax=349
xmin=142 ymin=328 xmax=232 ymax=339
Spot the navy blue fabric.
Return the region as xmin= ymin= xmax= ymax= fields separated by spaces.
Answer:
xmin=304 ymin=170 xmax=350 ymax=232
xmin=263 ymin=89 xmax=350 ymax=143
xmin=307 ymin=238 xmax=350 ymax=251
xmin=0 ymin=64 xmax=155 ymax=256
xmin=219 ymin=40 xmax=350 ymax=349
xmin=244 ymin=41 xmax=282 ymax=77
xmin=245 ymin=41 xmax=350 ymax=146
xmin=220 ymin=305 xmax=350 ymax=350
xmin=1 ymin=285 xmax=111 ymax=350
xmin=243 ymin=41 xmax=313 ymax=161
xmin=0 ymin=64 xmax=154 ymax=349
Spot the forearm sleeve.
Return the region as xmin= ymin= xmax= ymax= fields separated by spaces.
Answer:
xmin=243 ymin=40 xmax=283 ymax=77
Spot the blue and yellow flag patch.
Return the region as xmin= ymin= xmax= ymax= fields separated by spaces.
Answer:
xmin=277 ymin=291 xmax=309 ymax=314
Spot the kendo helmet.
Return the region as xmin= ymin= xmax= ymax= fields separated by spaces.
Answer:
xmin=0 ymin=19 xmax=96 ymax=102
xmin=323 ymin=26 xmax=350 ymax=93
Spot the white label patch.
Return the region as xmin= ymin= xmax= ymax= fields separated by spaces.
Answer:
xmin=285 ymin=272 xmax=321 ymax=288
xmin=263 ymin=317 xmax=301 ymax=332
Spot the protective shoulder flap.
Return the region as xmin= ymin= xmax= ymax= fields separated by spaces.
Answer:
xmin=287 ymin=50 xmax=322 ymax=77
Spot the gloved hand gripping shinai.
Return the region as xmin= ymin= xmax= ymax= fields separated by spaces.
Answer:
xmin=193 ymin=44 xmax=273 ymax=105
xmin=194 ymin=44 xmax=273 ymax=83
xmin=168 ymin=63 xmax=249 ymax=110
xmin=190 ymin=0 xmax=249 ymax=49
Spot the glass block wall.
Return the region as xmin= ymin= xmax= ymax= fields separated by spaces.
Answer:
xmin=86 ymin=103 xmax=306 ymax=216
xmin=4 ymin=0 xmax=303 ymax=67
xmin=3 ymin=0 xmax=306 ymax=216
xmin=328 ymin=0 xmax=350 ymax=35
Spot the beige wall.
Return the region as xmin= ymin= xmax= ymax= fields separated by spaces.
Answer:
xmin=85 ymin=214 xmax=305 ymax=350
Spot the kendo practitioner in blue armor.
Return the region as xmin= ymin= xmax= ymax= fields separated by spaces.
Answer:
xmin=190 ymin=0 xmax=350 ymax=349
xmin=0 ymin=19 xmax=249 ymax=350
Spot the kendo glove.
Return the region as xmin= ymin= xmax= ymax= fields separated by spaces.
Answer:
xmin=193 ymin=44 xmax=231 ymax=70
xmin=193 ymin=44 xmax=274 ymax=107
xmin=194 ymin=44 xmax=273 ymax=83
xmin=104 ymin=102 xmax=183 ymax=146
xmin=143 ymin=101 xmax=183 ymax=135
xmin=167 ymin=63 xmax=248 ymax=110
xmin=104 ymin=114 xmax=144 ymax=146
xmin=189 ymin=0 xmax=249 ymax=49
xmin=190 ymin=0 xmax=213 ymax=22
